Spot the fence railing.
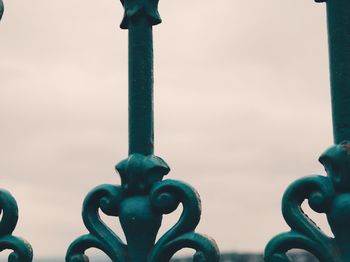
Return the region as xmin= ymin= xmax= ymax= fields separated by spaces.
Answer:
xmin=1 ymin=0 xmax=349 ymax=261
xmin=265 ymin=1 xmax=350 ymax=261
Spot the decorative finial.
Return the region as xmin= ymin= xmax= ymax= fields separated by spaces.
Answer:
xmin=120 ymin=0 xmax=162 ymax=29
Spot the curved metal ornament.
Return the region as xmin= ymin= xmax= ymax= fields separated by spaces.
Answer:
xmin=149 ymin=179 xmax=219 ymax=262
xmin=66 ymin=154 xmax=219 ymax=261
xmin=265 ymin=141 xmax=350 ymax=261
xmin=0 ymin=189 xmax=33 ymax=261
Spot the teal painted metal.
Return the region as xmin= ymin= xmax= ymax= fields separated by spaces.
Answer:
xmin=127 ymin=12 xmax=155 ymax=155
xmin=0 ymin=4 xmax=33 ymax=261
xmin=0 ymin=0 xmax=3 ymax=20
xmin=326 ymin=0 xmax=350 ymax=144
xmin=66 ymin=1 xmax=219 ymax=261
xmin=0 ymin=189 xmax=33 ymax=261
xmin=265 ymin=1 xmax=350 ymax=261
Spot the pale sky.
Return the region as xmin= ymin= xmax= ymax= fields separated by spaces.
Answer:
xmin=0 ymin=0 xmax=334 ymax=260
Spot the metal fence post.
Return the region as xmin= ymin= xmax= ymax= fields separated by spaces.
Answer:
xmin=265 ymin=1 xmax=350 ymax=261
xmin=66 ymin=1 xmax=220 ymax=261
xmin=0 ymin=2 xmax=33 ymax=261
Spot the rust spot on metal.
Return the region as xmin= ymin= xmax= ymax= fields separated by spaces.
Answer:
xmin=341 ymin=141 xmax=350 ymax=152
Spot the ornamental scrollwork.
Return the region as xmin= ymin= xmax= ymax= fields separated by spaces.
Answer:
xmin=149 ymin=180 xmax=220 ymax=262
xmin=66 ymin=185 xmax=127 ymax=262
xmin=265 ymin=141 xmax=350 ymax=261
xmin=66 ymin=154 xmax=219 ymax=262
xmin=0 ymin=189 xmax=33 ymax=262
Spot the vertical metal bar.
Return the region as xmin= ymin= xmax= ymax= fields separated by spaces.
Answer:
xmin=67 ymin=1 xmax=220 ymax=261
xmin=327 ymin=0 xmax=350 ymax=143
xmin=128 ymin=16 xmax=154 ymax=155
xmin=265 ymin=1 xmax=350 ymax=261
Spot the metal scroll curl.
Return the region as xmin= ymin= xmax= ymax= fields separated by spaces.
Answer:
xmin=67 ymin=154 xmax=219 ymax=262
xmin=0 ymin=189 xmax=33 ymax=262
xmin=265 ymin=141 xmax=350 ymax=262
xmin=264 ymin=176 xmax=337 ymax=261
xmin=149 ymin=180 xmax=220 ymax=262
xmin=66 ymin=185 xmax=127 ymax=262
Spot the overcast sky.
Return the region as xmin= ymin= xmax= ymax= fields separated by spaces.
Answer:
xmin=0 ymin=0 xmax=334 ymax=260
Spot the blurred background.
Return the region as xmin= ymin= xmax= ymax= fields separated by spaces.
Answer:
xmin=0 ymin=0 xmax=332 ymax=260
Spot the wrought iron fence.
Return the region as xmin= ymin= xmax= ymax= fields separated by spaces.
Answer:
xmin=265 ymin=0 xmax=350 ymax=261
xmin=1 ymin=0 xmax=350 ymax=261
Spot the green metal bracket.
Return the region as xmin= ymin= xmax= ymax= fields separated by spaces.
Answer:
xmin=265 ymin=1 xmax=350 ymax=261
xmin=66 ymin=1 xmax=219 ymax=261
xmin=0 ymin=3 xmax=34 ymax=261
